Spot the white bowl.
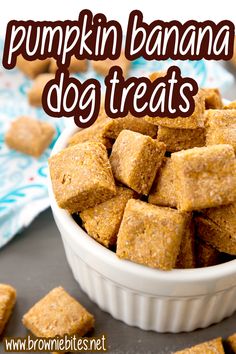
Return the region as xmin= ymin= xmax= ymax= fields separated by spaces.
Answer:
xmin=48 ymin=124 xmax=236 ymax=333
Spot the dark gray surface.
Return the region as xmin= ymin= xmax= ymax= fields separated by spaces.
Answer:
xmin=1 ymin=209 xmax=236 ymax=354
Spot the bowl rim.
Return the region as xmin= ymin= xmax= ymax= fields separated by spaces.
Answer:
xmin=48 ymin=122 xmax=236 ymax=293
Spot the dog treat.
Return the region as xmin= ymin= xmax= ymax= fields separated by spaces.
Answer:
xmin=22 ymin=287 xmax=94 ymax=338
xmin=116 ymin=199 xmax=190 ymax=270
xmin=28 ymin=73 xmax=55 ymax=106
xmin=205 ymin=109 xmax=236 ymax=152
xmin=16 ymin=55 xmax=50 ymax=78
xmin=92 ymin=51 xmax=130 ymax=77
xmin=195 ymin=203 xmax=236 ymax=255
xmin=226 ymin=333 xmax=236 ymax=353
xmin=224 ymin=101 xmax=236 ymax=109
xmin=0 ymin=284 xmax=16 ymax=335
xmin=157 ymin=126 xmax=206 ymax=152
xmin=103 ymin=115 xmax=158 ymax=139
xmin=49 ymin=56 xmax=87 ymax=73
xmin=195 ymin=238 xmax=221 ymax=268
xmin=110 ymin=130 xmax=166 ymax=195
xmin=144 ymin=91 xmax=205 ymax=129
xmin=49 ymin=142 xmax=116 ymax=213
xmin=149 ymin=71 xmax=167 ymax=81
xmin=176 ymin=220 xmax=196 ymax=269
xmin=148 ymin=158 xmax=177 ymax=208
xmin=172 ymin=144 xmax=236 ymax=211
xmin=174 ymin=337 xmax=224 ymax=353
xmin=80 ymin=186 xmax=135 ymax=248
xmin=5 ymin=116 xmax=55 ymax=157
xmin=68 ymin=119 xmax=112 ymax=149
xmin=201 ymin=88 xmax=223 ymax=109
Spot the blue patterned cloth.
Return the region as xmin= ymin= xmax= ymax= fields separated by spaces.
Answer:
xmin=0 ymin=37 xmax=234 ymax=248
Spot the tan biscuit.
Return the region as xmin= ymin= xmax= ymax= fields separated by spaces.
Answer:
xmin=172 ymin=145 xmax=236 ymax=211
xmin=144 ymin=91 xmax=205 ymax=129
xmin=157 ymin=126 xmax=205 ymax=152
xmin=148 ymin=158 xmax=177 ymax=208
xmin=201 ymin=88 xmax=223 ymax=109
xmin=116 ymin=199 xmax=190 ymax=270
xmin=80 ymin=186 xmax=135 ymax=247
xmin=49 ymin=56 xmax=87 ymax=73
xmin=174 ymin=337 xmax=224 ymax=353
xmin=176 ymin=219 xmax=196 ymax=269
xmin=22 ymin=287 xmax=94 ymax=338
xmin=5 ymin=116 xmax=55 ymax=157
xmin=16 ymin=55 xmax=50 ymax=78
xmin=92 ymin=51 xmax=130 ymax=77
xmin=49 ymin=142 xmax=116 ymax=213
xmin=0 ymin=284 xmax=16 ymax=335
xmin=28 ymin=73 xmax=55 ymax=106
xmin=205 ymin=109 xmax=236 ymax=152
xmin=110 ymin=130 xmax=166 ymax=195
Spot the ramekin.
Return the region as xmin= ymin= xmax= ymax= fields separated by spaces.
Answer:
xmin=48 ymin=124 xmax=236 ymax=333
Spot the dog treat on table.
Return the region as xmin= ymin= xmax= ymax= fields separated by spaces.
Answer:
xmin=0 ymin=284 xmax=16 ymax=335
xmin=103 ymin=115 xmax=158 ymax=139
xmin=22 ymin=287 xmax=94 ymax=339
xmin=157 ymin=126 xmax=206 ymax=152
xmin=226 ymin=333 xmax=236 ymax=353
xmin=116 ymin=199 xmax=190 ymax=270
xmin=172 ymin=144 xmax=236 ymax=212
xmin=5 ymin=116 xmax=55 ymax=157
xmin=49 ymin=56 xmax=87 ymax=73
xmin=201 ymin=88 xmax=223 ymax=109
xmin=80 ymin=186 xmax=136 ymax=248
xmin=195 ymin=238 xmax=222 ymax=268
xmin=49 ymin=142 xmax=116 ymax=213
xmin=16 ymin=55 xmax=50 ymax=78
xmin=144 ymin=91 xmax=205 ymax=129
xmin=224 ymin=101 xmax=236 ymax=109
xmin=176 ymin=220 xmax=196 ymax=269
xmin=148 ymin=158 xmax=177 ymax=208
xmin=205 ymin=109 xmax=236 ymax=152
xmin=174 ymin=337 xmax=225 ymax=353
xmin=28 ymin=73 xmax=55 ymax=106
xmin=68 ymin=119 xmax=112 ymax=149
xmin=195 ymin=203 xmax=236 ymax=255
xmin=110 ymin=130 xmax=166 ymax=195
xmin=92 ymin=50 xmax=130 ymax=77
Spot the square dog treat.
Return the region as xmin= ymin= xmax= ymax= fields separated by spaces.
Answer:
xmin=16 ymin=55 xmax=50 ymax=78
xmin=205 ymin=109 xmax=236 ymax=152
xmin=92 ymin=50 xmax=130 ymax=77
xmin=195 ymin=238 xmax=221 ymax=268
xmin=226 ymin=333 xmax=236 ymax=353
xmin=0 ymin=284 xmax=16 ymax=335
xmin=68 ymin=119 xmax=112 ymax=149
xmin=49 ymin=142 xmax=116 ymax=213
xmin=176 ymin=219 xmax=196 ymax=269
xmin=157 ymin=126 xmax=205 ymax=152
xmin=5 ymin=116 xmax=55 ymax=157
xmin=195 ymin=203 xmax=236 ymax=255
xmin=201 ymin=88 xmax=223 ymax=109
xmin=49 ymin=56 xmax=87 ymax=73
xmin=103 ymin=115 xmax=158 ymax=139
xmin=174 ymin=337 xmax=224 ymax=354
xmin=110 ymin=130 xmax=166 ymax=195
xmin=144 ymin=91 xmax=205 ymax=129
xmin=116 ymin=199 xmax=190 ymax=270
xmin=28 ymin=73 xmax=55 ymax=106
xmin=172 ymin=144 xmax=236 ymax=211
xmin=148 ymin=158 xmax=177 ymax=208
xmin=80 ymin=186 xmax=135 ymax=248
xmin=224 ymin=101 xmax=236 ymax=110
xmin=22 ymin=287 xmax=94 ymax=338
